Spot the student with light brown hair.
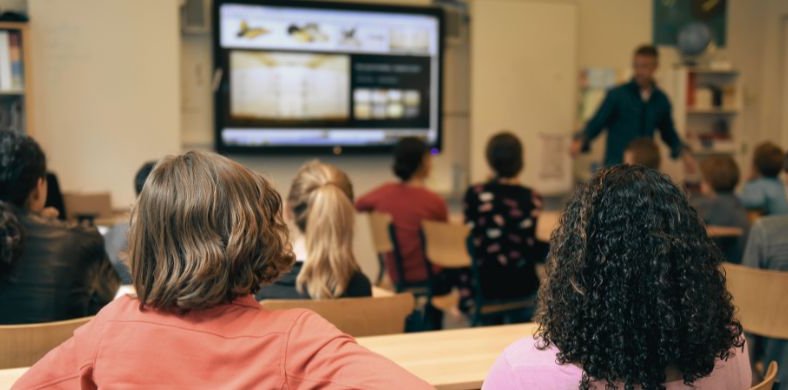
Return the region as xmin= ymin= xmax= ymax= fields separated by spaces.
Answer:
xmin=623 ymin=137 xmax=661 ymax=170
xmin=16 ymin=151 xmax=430 ymax=389
xmin=692 ymin=155 xmax=749 ymax=263
xmin=257 ymin=161 xmax=371 ymax=300
xmin=739 ymin=141 xmax=788 ymax=215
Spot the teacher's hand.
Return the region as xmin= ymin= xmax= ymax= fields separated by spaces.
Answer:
xmin=569 ymin=139 xmax=583 ymax=158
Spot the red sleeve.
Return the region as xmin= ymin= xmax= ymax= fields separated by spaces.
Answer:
xmin=433 ymin=194 xmax=449 ymax=223
xmin=284 ymin=310 xmax=432 ymax=389
xmin=355 ymin=188 xmax=380 ymax=212
xmin=13 ymin=317 xmax=106 ymax=390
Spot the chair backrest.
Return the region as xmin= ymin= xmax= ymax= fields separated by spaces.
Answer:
xmin=706 ymin=225 xmax=743 ymax=238
xmin=421 ymin=220 xmax=471 ymax=269
xmin=0 ymin=316 xmax=92 ymax=368
xmin=751 ymin=361 xmax=779 ymax=390
xmin=723 ymin=262 xmax=788 ymax=339
xmin=366 ymin=212 xmax=393 ymax=254
xmin=63 ymin=192 xmax=113 ymax=221
xmin=260 ymin=293 xmax=414 ymax=337
xmin=535 ymin=211 xmax=561 ymax=242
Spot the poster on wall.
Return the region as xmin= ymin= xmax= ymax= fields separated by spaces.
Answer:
xmin=653 ymin=0 xmax=727 ymax=47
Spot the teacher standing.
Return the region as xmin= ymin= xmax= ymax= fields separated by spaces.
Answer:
xmin=570 ymin=44 xmax=693 ymax=168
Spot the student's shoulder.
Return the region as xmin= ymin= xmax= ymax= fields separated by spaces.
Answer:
xmin=485 ymin=336 xmax=581 ymax=389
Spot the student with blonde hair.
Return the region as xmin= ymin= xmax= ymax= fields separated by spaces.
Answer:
xmin=257 ymin=161 xmax=371 ymax=300
xmin=16 ymin=151 xmax=429 ymax=389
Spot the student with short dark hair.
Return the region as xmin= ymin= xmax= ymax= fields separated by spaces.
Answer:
xmin=103 ymin=160 xmax=157 ymax=284
xmin=623 ymin=137 xmax=661 ymax=170
xmin=356 ymin=137 xmax=447 ymax=287
xmin=691 ymin=155 xmax=749 ymax=262
xmin=0 ymin=131 xmax=119 ymax=324
xmin=16 ymin=151 xmax=431 ymax=389
xmin=739 ymin=142 xmax=788 ymax=215
xmin=484 ymin=165 xmax=750 ymax=389
xmin=257 ymin=161 xmax=371 ymax=300
xmin=464 ymin=132 xmax=544 ymax=322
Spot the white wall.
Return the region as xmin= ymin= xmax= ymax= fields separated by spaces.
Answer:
xmin=29 ymin=0 xmax=181 ymax=208
xmin=470 ymin=0 xmax=577 ymax=193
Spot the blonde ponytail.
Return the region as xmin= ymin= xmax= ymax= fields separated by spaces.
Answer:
xmin=289 ymin=161 xmax=359 ymax=299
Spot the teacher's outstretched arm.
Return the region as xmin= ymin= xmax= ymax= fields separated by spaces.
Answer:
xmin=570 ymin=91 xmax=616 ymax=157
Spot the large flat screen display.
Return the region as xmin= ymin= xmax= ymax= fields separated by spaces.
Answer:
xmin=213 ymin=0 xmax=444 ymax=154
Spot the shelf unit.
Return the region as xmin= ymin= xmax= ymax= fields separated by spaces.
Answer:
xmin=0 ymin=22 xmax=33 ymax=135
xmin=663 ymin=65 xmax=742 ymax=162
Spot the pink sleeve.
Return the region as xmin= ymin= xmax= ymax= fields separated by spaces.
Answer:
xmin=284 ymin=310 xmax=432 ymax=389
xmin=13 ymin=319 xmax=104 ymax=390
xmin=482 ymin=353 xmax=520 ymax=390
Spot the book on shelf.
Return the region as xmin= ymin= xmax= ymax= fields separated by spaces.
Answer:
xmin=0 ymin=30 xmax=23 ymax=92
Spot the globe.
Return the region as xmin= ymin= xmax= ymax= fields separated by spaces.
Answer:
xmin=677 ymin=22 xmax=712 ymax=57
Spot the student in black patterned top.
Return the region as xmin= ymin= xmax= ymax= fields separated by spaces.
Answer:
xmin=463 ymin=132 xmax=546 ymax=321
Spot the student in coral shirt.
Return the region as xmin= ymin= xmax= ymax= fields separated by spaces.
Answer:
xmin=15 ymin=151 xmax=430 ymax=390
xmin=484 ymin=166 xmax=750 ymax=390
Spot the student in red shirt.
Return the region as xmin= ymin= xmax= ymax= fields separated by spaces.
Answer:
xmin=356 ymin=137 xmax=448 ymax=286
xmin=15 ymin=151 xmax=430 ymax=390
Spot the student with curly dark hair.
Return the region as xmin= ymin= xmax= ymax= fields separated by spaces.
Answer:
xmin=484 ymin=165 xmax=749 ymax=390
xmin=0 ymin=131 xmax=119 ymax=324
xmin=17 ymin=151 xmax=430 ymax=389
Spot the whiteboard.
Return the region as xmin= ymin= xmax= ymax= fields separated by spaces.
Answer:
xmin=29 ymin=0 xmax=181 ymax=208
xmin=470 ymin=0 xmax=577 ymax=195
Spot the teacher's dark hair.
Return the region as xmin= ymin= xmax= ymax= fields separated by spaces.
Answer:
xmin=535 ymin=165 xmax=743 ymax=390
xmin=392 ymin=137 xmax=428 ymax=182
xmin=634 ymin=44 xmax=659 ymax=58
xmin=486 ymin=132 xmax=523 ymax=179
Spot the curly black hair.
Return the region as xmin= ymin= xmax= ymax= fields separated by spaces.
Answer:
xmin=535 ymin=165 xmax=743 ymax=390
xmin=0 ymin=130 xmax=46 ymax=208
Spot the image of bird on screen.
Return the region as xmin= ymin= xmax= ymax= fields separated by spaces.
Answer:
xmin=287 ymin=23 xmax=329 ymax=43
xmin=236 ymin=20 xmax=270 ymax=39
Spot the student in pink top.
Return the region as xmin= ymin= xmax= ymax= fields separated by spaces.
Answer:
xmin=15 ymin=151 xmax=430 ymax=389
xmin=484 ymin=165 xmax=751 ymax=390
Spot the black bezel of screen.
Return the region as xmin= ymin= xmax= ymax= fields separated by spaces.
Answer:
xmin=212 ymin=0 xmax=445 ymax=155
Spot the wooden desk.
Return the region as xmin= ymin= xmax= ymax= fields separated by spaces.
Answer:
xmin=0 ymin=367 xmax=27 ymax=389
xmin=358 ymin=323 xmax=538 ymax=390
xmin=536 ymin=211 xmax=561 ymax=242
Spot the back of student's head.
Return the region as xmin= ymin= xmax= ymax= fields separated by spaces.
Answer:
xmin=486 ymin=132 xmax=523 ymax=178
xmin=288 ymin=161 xmax=359 ymax=299
xmin=392 ymin=137 xmax=428 ymax=182
xmin=0 ymin=131 xmax=46 ymax=208
xmin=128 ymin=151 xmax=294 ymax=312
xmin=624 ymin=137 xmax=661 ymax=170
xmin=536 ymin=165 xmax=742 ymax=389
xmin=0 ymin=131 xmax=46 ymax=276
xmin=753 ymin=141 xmax=784 ymax=178
xmin=700 ymin=155 xmax=740 ymax=193
xmin=134 ymin=161 xmax=157 ymax=195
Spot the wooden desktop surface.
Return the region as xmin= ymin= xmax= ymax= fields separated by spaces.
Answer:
xmin=0 ymin=323 xmax=538 ymax=390
xmin=357 ymin=323 xmax=538 ymax=390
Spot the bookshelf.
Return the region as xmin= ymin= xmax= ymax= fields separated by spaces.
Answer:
xmin=664 ymin=65 xmax=743 ymax=165
xmin=0 ymin=22 xmax=32 ymax=135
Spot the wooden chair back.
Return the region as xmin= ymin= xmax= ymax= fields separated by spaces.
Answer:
xmin=260 ymin=293 xmax=414 ymax=337
xmin=0 ymin=316 xmax=92 ymax=368
xmin=535 ymin=211 xmax=561 ymax=242
xmin=367 ymin=212 xmax=393 ymax=254
xmin=421 ymin=220 xmax=471 ymax=269
xmin=751 ymin=361 xmax=778 ymax=390
xmin=63 ymin=192 xmax=113 ymax=221
xmin=723 ymin=262 xmax=788 ymax=339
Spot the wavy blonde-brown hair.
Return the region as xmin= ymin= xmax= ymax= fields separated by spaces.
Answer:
xmin=128 ymin=151 xmax=294 ymax=312
xmin=288 ymin=161 xmax=360 ymax=299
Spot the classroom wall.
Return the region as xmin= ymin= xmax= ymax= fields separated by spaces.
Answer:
xmin=28 ymin=0 xmax=181 ymax=208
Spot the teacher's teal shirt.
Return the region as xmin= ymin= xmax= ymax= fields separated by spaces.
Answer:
xmin=580 ymin=79 xmax=685 ymax=166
